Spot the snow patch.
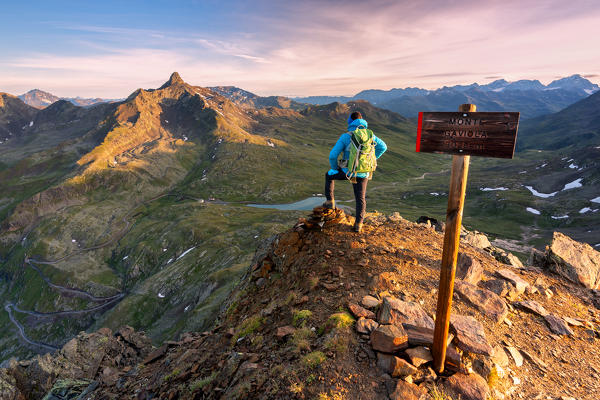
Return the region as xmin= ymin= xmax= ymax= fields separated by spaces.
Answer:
xmin=519 ymin=171 xmax=527 ymax=174
xmin=166 ymin=258 xmax=173 ymax=264
xmin=430 ymin=192 xmax=440 ymax=196
xmin=526 ymin=207 xmax=541 ymax=215
xmin=562 ymin=178 xmax=582 ymax=190
xmin=551 ymin=215 xmax=569 ymax=220
xmin=183 ymin=135 xmax=188 ymax=141
xmin=158 ymin=292 xmax=165 ymax=298
xmin=579 ymin=207 xmax=592 ymax=214
xmin=177 ymin=246 xmax=196 ymax=260
xmin=71 ymin=239 xmax=77 ymax=243
xmin=568 ymin=163 xmax=579 ymax=169
xmin=524 ymin=186 xmax=557 ymax=198
xmin=584 ymin=89 xmax=595 ymax=95
xmin=591 ymin=196 xmax=600 ymax=203
xmin=480 ymin=187 xmax=508 ymax=191
xmin=184 ymin=305 xmax=190 ymax=312
xmin=29 ymin=121 xmax=33 ymax=127
xmin=123 ymin=255 xmax=129 ymax=260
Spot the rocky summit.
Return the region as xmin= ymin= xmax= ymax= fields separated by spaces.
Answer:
xmin=2 ymin=208 xmax=599 ymax=399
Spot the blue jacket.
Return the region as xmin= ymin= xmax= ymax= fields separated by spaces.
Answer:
xmin=329 ymin=118 xmax=387 ymax=178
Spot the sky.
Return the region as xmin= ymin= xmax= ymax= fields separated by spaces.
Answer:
xmin=1 ymin=0 xmax=599 ymax=98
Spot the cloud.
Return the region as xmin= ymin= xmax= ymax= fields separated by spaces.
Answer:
xmin=2 ymin=0 xmax=600 ymax=96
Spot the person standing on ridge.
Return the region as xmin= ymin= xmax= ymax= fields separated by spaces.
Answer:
xmin=323 ymin=111 xmax=387 ymax=233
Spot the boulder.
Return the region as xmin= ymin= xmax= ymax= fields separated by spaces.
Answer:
xmin=462 ymin=232 xmax=491 ymax=249
xmin=377 ymin=353 xmax=417 ymax=377
xmin=456 ymin=253 xmax=484 ymax=285
xmin=481 ymin=279 xmax=520 ymax=301
xmin=454 ymin=281 xmax=508 ymax=323
xmin=450 ymin=314 xmax=492 ymax=356
xmin=490 ymin=248 xmax=524 ymax=269
xmin=442 ymin=372 xmax=489 ymax=400
xmin=389 ymin=380 xmax=429 ymax=400
xmin=378 ymin=296 xmax=435 ymax=329
xmin=544 ymin=314 xmax=574 ymax=336
xmin=348 ymin=302 xmax=376 ymax=319
xmin=361 ymin=295 xmax=381 ymax=309
xmin=495 ymin=269 xmax=530 ymax=294
xmin=405 ymin=346 xmax=433 ymax=367
xmin=276 ymin=326 xmax=296 ymax=339
xmin=356 ymin=317 xmax=379 ymax=334
xmin=370 ymin=324 xmax=408 ymax=353
xmin=545 ymin=232 xmax=600 ymax=289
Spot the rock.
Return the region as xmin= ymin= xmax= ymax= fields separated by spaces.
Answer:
xmin=405 ymin=346 xmax=433 ymax=367
xmin=520 ymin=349 xmax=548 ymax=371
xmin=490 ymin=248 xmax=524 ymax=269
xmin=377 ymin=353 xmax=418 ymax=377
xmin=463 ymin=232 xmax=491 ymax=249
xmin=143 ymin=344 xmax=168 ymax=364
xmin=505 ymin=346 xmax=523 ymax=367
xmin=378 ymin=296 xmax=435 ymax=329
xmin=563 ymin=316 xmax=584 ymax=327
xmin=514 ymin=300 xmax=548 ymax=317
xmin=544 ymin=315 xmax=574 ymax=336
xmin=454 ymin=281 xmax=508 ymax=323
xmin=356 ymin=317 xmax=379 ymax=334
xmin=0 ymin=369 xmax=18 ymax=400
xmin=545 ymin=231 xmax=600 ymax=289
xmin=370 ymin=272 xmax=401 ymax=291
xmin=403 ymin=324 xmax=434 ymax=347
xmin=490 ymin=345 xmax=509 ymax=368
xmin=389 ymin=380 xmax=429 ymax=400
xmin=276 ymin=326 xmax=296 ymax=339
xmin=371 ymin=324 xmax=408 ymax=353
xmin=348 ymin=302 xmax=376 ymax=319
xmin=450 ymin=314 xmax=492 ymax=356
xmin=442 ymin=372 xmax=489 ymax=400
xmin=495 ymin=269 xmax=530 ymax=294
xmin=529 ymin=248 xmax=546 ymax=268
xmin=456 ymin=253 xmax=484 ymax=285
xmin=481 ymin=279 xmax=520 ymax=301
xmin=402 ymin=324 xmax=462 ymax=368
xmin=416 ymin=216 xmax=444 ymax=232
xmin=361 ymin=295 xmax=381 ymax=309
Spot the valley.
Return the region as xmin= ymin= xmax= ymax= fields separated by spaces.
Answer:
xmin=0 ymin=73 xmax=598 ymax=365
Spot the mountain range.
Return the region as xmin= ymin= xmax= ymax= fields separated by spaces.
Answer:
xmin=18 ymin=89 xmax=120 ymax=109
xmin=293 ymin=74 xmax=600 ymax=119
xmin=0 ymin=72 xmax=598 ymax=367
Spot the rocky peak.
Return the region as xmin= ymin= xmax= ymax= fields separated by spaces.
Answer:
xmin=159 ymin=71 xmax=186 ymax=89
xmin=3 ymin=209 xmax=599 ymax=399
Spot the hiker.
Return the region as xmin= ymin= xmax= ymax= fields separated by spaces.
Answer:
xmin=323 ymin=111 xmax=387 ymax=233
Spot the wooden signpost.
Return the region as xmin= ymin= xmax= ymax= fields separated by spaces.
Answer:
xmin=416 ymin=104 xmax=520 ymax=373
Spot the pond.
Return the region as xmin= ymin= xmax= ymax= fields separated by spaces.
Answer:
xmin=247 ymin=196 xmax=325 ymax=211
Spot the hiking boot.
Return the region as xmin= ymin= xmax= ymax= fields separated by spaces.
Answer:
xmin=322 ymin=199 xmax=335 ymax=209
xmin=353 ymin=222 xmax=363 ymax=233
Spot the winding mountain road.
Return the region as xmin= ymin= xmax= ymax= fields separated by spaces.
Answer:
xmin=4 ymin=304 xmax=59 ymax=352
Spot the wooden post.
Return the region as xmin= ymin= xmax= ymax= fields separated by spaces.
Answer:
xmin=432 ymin=103 xmax=475 ymax=373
